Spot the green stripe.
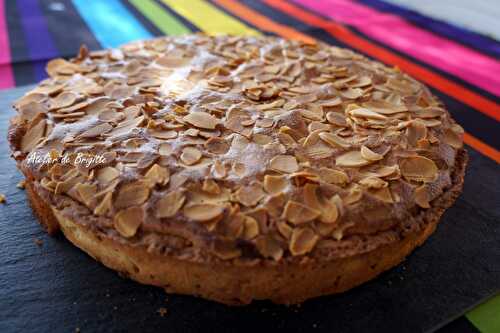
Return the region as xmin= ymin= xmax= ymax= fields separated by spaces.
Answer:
xmin=466 ymin=294 xmax=500 ymax=333
xmin=128 ymin=0 xmax=190 ymax=35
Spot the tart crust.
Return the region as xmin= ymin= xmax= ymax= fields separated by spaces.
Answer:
xmin=22 ymin=148 xmax=466 ymax=305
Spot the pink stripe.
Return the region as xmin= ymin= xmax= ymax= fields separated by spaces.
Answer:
xmin=0 ymin=0 xmax=14 ymax=88
xmin=294 ymin=0 xmax=500 ymax=96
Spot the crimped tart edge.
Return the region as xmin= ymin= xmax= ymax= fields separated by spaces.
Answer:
xmin=20 ymin=147 xmax=466 ymax=305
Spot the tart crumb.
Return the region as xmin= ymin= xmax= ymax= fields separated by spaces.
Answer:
xmin=17 ymin=180 xmax=26 ymax=189
xmin=0 ymin=194 xmax=5 ymax=204
xmin=157 ymin=307 xmax=168 ymax=317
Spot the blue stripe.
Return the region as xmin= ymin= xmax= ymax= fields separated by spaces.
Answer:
xmin=357 ymin=0 xmax=500 ymax=58
xmin=72 ymin=0 xmax=152 ymax=48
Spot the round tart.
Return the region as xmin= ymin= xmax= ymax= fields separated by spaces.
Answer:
xmin=8 ymin=35 xmax=466 ymax=305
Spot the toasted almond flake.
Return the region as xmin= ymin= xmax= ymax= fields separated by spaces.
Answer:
xmin=349 ymin=107 xmax=387 ymax=120
xmin=114 ymin=206 xmax=143 ymax=238
xmin=183 ymin=112 xmax=219 ymax=129
xmin=414 ymin=185 xmax=430 ymax=208
xmin=0 ymin=193 xmax=5 ymax=204
xmin=359 ymin=176 xmax=387 ymax=189
xmin=114 ymin=181 xmax=150 ymax=209
xmin=180 ymin=146 xmax=202 ymax=165
xmin=371 ymin=187 xmax=394 ymax=203
xmin=94 ymin=192 xmax=112 ymax=216
xmin=50 ymin=92 xmax=77 ymax=110
xmin=344 ymin=185 xmax=363 ymax=205
xmin=263 ymin=175 xmax=288 ymax=194
xmin=243 ymin=216 xmax=259 ymax=240
xmin=202 ymin=179 xmax=220 ymax=194
xmin=21 ymin=119 xmax=46 ymax=153
xmin=234 ymin=183 xmax=265 ymax=207
xmin=149 ymin=129 xmax=178 ymax=140
xmin=212 ymin=160 xmax=227 ymax=179
xmin=443 ymin=129 xmax=463 ymax=149
xmin=336 ymin=150 xmax=372 ymax=167
xmin=407 ymin=120 xmax=427 ymax=146
xmin=318 ymin=167 xmax=349 ymax=185
xmin=269 ymin=155 xmax=299 ymax=174
xmin=340 ymin=88 xmax=363 ymax=99
xmin=77 ymin=123 xmax=113 ymax=139
xmin=96 ymin=166 xmax=120 ymax=184
xmin=158 ymin=143 xmax=173 ymax=156
xmin=145 ymin=164 xmax=169 ymax=186
xmin=360 ymin=146 xmax=384 ymax=161
xmin=326 ymin=112 xmax=348 ymax=127
xmin=156 ymin=191 xmax=186 ymax=218
xmin=17 ymin=180 xmax=26 ymax=189
xmin=183 ymin=203 xmax=224 ymax=222
xmin=256 ymin=235 xmax=283 ymax=261
xmin=204 ymin=137 xmax=229 ymax=154
xmin=75 ymin=183 xmax=97 ymax=208
xmin=107 ymin=115 xmax=144 ymax=137
xmin=253 ymin=133 xmax=273 ymax=145
xmin=289 ymin=227 xmax=319 ymax=256
xmin=362 ymin=100 xmax=407 ymax=114
xmin=319 ymin=132 xmax=351 ymax=149
xmin=400 ymin=156 xmax=438 ymax=183
xmin=283 ymin=200 xmax=321 ymax=225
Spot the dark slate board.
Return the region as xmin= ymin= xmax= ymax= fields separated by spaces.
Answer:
xmin=0 ymin=86 xmax=498 ymax=333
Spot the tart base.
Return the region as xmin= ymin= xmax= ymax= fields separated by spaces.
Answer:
xmin=23 ymin=149 xmax=467 ymax=305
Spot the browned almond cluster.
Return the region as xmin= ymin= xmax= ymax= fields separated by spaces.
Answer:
xmin=11 ymin=35 xmax=463 ymax=262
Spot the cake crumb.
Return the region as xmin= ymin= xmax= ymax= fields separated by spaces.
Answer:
xmin=157 ymin=307 xmax=168 ymax=317
xmin=17 ymin=180 xmax=26 ymax=189
xmin=34 ymin=238 xmax=43 ymax=246
xmin=0 ymin=194 xmax=5 ymax=204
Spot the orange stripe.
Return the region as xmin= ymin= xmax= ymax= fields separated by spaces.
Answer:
xmin=263 ymin=0 xmax=500 ymax=123
xmin=213 ymin=0 xmax=314 ymax=44
xmin=214 ymin=0 xmax=500 ymax=163
xmin=463 ymin=133 xmax=500 ymax=163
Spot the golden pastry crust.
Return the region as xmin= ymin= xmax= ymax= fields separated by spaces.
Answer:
xmin=8 ymin=35 xmax=467 ymax=304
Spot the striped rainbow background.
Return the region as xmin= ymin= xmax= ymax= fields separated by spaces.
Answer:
xmin=0 ymin=1 xmax=498 ymax=331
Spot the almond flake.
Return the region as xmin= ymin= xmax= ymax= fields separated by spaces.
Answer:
xmin=319 ymin=132 xmax=351 ymax=149
xmin=21 ymin=119 xmax=46 ymax=152
xmin=114 ymin=181 xmax=150 ymax=209
xmin=269 ymin=155 xmax=299 ymax=173
xmin=50 ymin=92 xmax=77 ymax=110
xmin=336 ymin=150 xmax=372 ymax=167
xmin=145 ymin=164 xmax=169 ymax=186
xmin=156 ymin=191 xmax=186 ymax=218
xmin=180 ymin=146 xmax=202 ymax=165
xmin=400 ymin=156 xmax=438 ymax=183
xmin=243 ymin=216 xmax=259 ymax=240
xmin=183 ymin=203 xmax=224 ymax=222
xmin=204 ymin=137 xmax=229 ymax=154
xmin=96 ymin=166 xmax=120 ymax=184
xmin=349 ymin=108 xmax=387 ymax=120
xmin=318 ymin=167 xmax=349 ymax=185
xmin=359 ymin=176 xmax=387 ymax=189
xmin=443 ymin=129 xmax=463 ymax=149
xmin=183 ymin=112 xmax=219 ymax=129
xmin=256 ymin=235 xmax=283 ymax=261
xmin=289 ymin=227 xmax=319 ymax=256
xmin=414 ymin=185 xmax=430 ymax=208
xmin=263 ymin=175 xmax=288 ymax=194
xmin=234 ymin=183 xmax=265 ymax=207
xmin=360 ymin=146 xmax=384 ymax=161
xmin=114 ymin=206 xmax=143 ymax=238
xmin=283 ymin=200 xmax=321 ymax=225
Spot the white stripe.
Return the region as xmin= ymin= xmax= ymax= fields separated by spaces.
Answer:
xmin=383 ymin=0 xmax=500 ymax=40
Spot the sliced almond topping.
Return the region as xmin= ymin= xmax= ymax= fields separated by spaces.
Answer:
xmin=319 ymin=132 xmax=351 ymax=149
xmin=159 ymin=143 xmax=173 ymax=156
xmin=114 ymin=181 xmax=150 ymax=209
xmin=269 ymin=155 xmax=299 ymax=173
xmin=202 ymin=178 xmax=220 ymax=194
xmin=283 ymin=200 xmax=321 ymax=225
xmin=50 ymin=92 xmax=77 ymax=110
xmin=400 ymin=156 xmax=438 ymax=183
xmin=94 ymin=192 xmax=112 ymax=216
xmin=75 ymin=183 xmax=97 ymax=207
xmin=156 ymin=191 xmax=186 ymax=218
xmin=256 ymin=235 xmax=283 ymax=261
xmin=414 ymin=185 xmax=430 ymax=208
xmin=360 ymin=146 xmax=384 ymax=161
xmin=243 ymin=216 xmax=260 ymax=240
xmin=318 ymin=167 xmax=349 ymax=185
xmin=349 ymin=107 xmax=387 ymax=120
xmin=443 ymin=128 xmax=463 ymax=149
xmin=183 ymin=203 xmax=225 ymax=222
xmin=183 ymin=112 xmax=219 ymax=129
xmin=289 ymin=227 xmax=319 ymax=256
xmin=263 ymin=175 xmax=288 ymax=194
xmin=326 ymin=112 xmax=348 ymax=127
xmin=234 ymin=183 xmax=265 ymax=207
xmin=359 ymin=176 xmax=387 ymax=189
xmin=371 ymin=187 xmax=394 ymax=203
xmin=344 ymin=184 xmax=363 ymax=205
xmin=77 ymin=123 xmax=112 ymax=139
xmin=114 ymin=206 xmax=143 ymax=238
xmin=204 ymin=137 xmax=229 ymax=154
xmin=180 ymin=146 xmax=202 ymax=165
xmin=145 ymin=164 xmax=169 ymax=186
xmin=96 ymin=166 xmax=120 ymax=184
xmin=253 ymin=133 xmax=273 ymax=145
xmin=21 ymin=119 xmax=46 ymax=153
xmin=336 ymin=150 xmax=372 ymax=167
xmin=212 ymin=160 xmax=227 ymax=179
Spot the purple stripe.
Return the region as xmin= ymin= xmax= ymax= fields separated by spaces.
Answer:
xmin=17 ymin=0 xmax=59 ymax=81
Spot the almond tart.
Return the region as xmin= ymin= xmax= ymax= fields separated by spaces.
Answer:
xmin=8 ymin=35 xmax=466 ymax=305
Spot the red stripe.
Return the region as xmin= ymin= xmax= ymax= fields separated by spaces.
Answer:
xmin=263 ymin=0 xmax=500 ymax=123
xmin=0 ymin=0 xmax=14 ymax=89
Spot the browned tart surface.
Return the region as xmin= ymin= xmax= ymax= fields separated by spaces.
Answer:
xmin=8 ymin=35 xmax=465 ymax=283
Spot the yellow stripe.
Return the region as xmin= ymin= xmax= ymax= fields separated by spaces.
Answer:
xmin=161 ymin=0 xmax=259 ymax=36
